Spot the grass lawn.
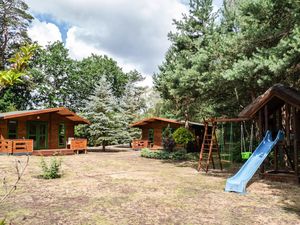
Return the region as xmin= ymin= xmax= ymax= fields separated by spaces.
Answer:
xmin=1 ymin=151 xmax=300 ymax=224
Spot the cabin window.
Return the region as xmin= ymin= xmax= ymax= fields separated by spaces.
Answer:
xmin=58 ymin=123 xmax=66 ymax=147
xmin=8 ymin=120 xmax=18 ymax=139
xmin=148 ymin=128 xmax=154 ymax=143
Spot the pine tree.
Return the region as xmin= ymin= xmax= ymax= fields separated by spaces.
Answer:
xmin=0 ymin=0 xmax=33 ymax=69
xmin=82 ymin=76 xmax=118 ymax=150
xmin=154 ymin=0 xmax=217 ymax=121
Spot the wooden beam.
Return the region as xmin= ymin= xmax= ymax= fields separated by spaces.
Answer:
xmin=206 ymin=117 xmax=250 ymax=123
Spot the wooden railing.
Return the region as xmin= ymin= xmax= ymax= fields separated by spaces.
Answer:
xmin=132 ymin=139 xmax=150 ymax=149
xmin=0 ymin=139 xmax=33 ymax=154
xmin=70 ymin=139 xmax=87 ymax=153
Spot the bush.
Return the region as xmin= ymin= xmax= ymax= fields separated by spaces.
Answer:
xmin=140 ymin=148 xmax=197 ymax=161
xmin=40 ymin=157 xmax=62 ymax=179
xmin=170 ymin=150 xmax=187 ymax=160
xmin=0 ymin=219 xmax=6 ymax=225
xmin=141 ymin=148 xmax=170 ymax=159
xmin=186 ymin=152 xmax=199 ymax=161
xmin=172 ymin=127 xmax=194 ymax=146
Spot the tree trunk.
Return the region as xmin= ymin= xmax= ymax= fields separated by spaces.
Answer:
xmin=102 ymin=140 xmax=106 ymax=151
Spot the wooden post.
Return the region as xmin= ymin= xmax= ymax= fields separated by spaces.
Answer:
xmin=260 ymin=106 xmax=268 ymax=175
xmin=285 ymin=104 xmax=291 ymax=147
xmin=274 ymin=109 xmax=281 ymax=171
xmin=264 ymin=105 xmax=268 ymax=131
xmin=258 ymin=111 xmax=262 ymax=138
xmin=292 ymin=107 xmax=298 ymax=179
xmin=198 ymin=123 xmax=208 ymax=171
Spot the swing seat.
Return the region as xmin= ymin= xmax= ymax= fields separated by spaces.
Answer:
xmin=241 ymin=152 xmax=252 ymax=160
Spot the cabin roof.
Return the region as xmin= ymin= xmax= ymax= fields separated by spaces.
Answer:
xmin=239 ymin=84 xmax=300 ymax=118
xmin=0 ymin=107 xmax=90 ymax=124
xmin=130 ymin=117 xmax=204 ymax=128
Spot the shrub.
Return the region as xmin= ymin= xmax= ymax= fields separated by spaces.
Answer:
xmin=141 ymin=148 xmax=198 ymax=161
xmin=186 ymin=152 xmax=199 ymax=161
xmin=172 ymin=127 xmax=194 ymax=147
xmin=0 ymin=219 xmax=6 ymax=225
xmin=141 ymin=148 xmax=170 ymax=159
xmin=40 ymin=157 xmax=62 ymax=179
xmin=170 ymin=150 xmax=187 ymax=160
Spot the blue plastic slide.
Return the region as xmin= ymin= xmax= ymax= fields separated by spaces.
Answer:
xmin=225 ymin=130 xmax=284 ymax=194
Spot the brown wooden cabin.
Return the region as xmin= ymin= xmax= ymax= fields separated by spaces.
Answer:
xmin=238 ymin=84 xmax=300 ymax=183
xmin=0 ymin=107 xmax=90 ymax=156
xmin=130 ymin=117 xmax=205 ymax=151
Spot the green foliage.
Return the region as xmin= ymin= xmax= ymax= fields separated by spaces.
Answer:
xmin=140 ymin=148 xmax=194 ymax=161
xmin=0 ymin=43 xmax=37 ymax=87
xmin=0 ymin=218 xmax=5 ymax=225
xmin=172 ymin=127 xmax=194 ymax=146
xmin=0 ymin=0 xmax=33 ymax=70
xmin=141 ymin=148 xmax=170 ymax=160
xmin=30 ymin=42 xmax=74 ymax=108
xmin=40 ymin=157 xmax=62 ymax=179
xmin=169 ymin=150 xmax=188 ymax=160
xmin=155 ymin=0 xmax=300 ymax=120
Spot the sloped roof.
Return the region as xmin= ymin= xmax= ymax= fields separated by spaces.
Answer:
xmin=239 ymin=84 xmax=300 ymax=118
xmin=130 ymin=117 xmax=204 ymax=128
xmin=0 ymin=107 xmax=90 ymax=124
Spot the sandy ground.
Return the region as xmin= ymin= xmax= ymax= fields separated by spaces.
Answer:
xmin=0 ymin=151 xmax=300 ymax=225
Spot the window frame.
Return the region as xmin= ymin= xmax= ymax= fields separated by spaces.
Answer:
xmin=58 ymin=123 xmax=66 ymax=148
xmin=8 ymin=120 xmax=18 ymax=139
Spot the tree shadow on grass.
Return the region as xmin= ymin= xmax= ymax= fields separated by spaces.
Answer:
xmin=263 ymin=180 xmax=300 ymax=217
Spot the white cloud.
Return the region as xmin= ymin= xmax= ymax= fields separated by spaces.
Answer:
xmin=28 ymin=19 xmax=62 ymax=47
xmin=25 ymin=0 xmax=188 ymax=85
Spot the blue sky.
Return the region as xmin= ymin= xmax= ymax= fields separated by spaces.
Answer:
xmin=25 ymin=0 xmax=223 ymax=86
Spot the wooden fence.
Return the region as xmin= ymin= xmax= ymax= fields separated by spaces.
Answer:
xmin=132 ymin=139 xmax=150 ymax=149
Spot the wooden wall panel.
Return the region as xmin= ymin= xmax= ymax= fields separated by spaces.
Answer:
xmin=139 ymin=121 xmax=182 ymax=148
xmin=0 ymin=120 xmax=7 ymax=139
xmin=141 ymin=129 xmax=148 ymax=139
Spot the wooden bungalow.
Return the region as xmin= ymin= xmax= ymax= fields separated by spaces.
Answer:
xmin=0 ymin=107 xmax=90 ymax=156
xmin=130 ymin=117 xmax=205 ymax=151
xmin=238 ymin=84 xmax=300 ymax=183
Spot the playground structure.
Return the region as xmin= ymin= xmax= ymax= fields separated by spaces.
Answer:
xmin=199 ymin=84 xmax=300 ymax=185
xmin=198 ymin=117 xmax=251 ymax=172
xmin=225 ymin=130 xmax=284 ymax=193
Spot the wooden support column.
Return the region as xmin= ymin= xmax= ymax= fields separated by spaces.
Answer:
xmin=264 ymin=105 xmax=268 ymax=131
xmin=274 ymin=108 xmax=281 ymax=172
xmin=258 ymin=111 xmax=263 ymax=141
xmin=292 ymin=107 xmax=298 ymax=179
xmin=285 ymin=104 xmax=291 ymax=147
xmin=260 ymin=105 xmax=268 ymax=175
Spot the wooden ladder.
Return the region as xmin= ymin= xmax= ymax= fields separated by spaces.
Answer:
xmin=197 ymin=122 xmax=223 ymax=173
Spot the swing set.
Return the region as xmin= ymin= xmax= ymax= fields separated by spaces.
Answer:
xmin=198 ymin=117 xmax=254 ymax=172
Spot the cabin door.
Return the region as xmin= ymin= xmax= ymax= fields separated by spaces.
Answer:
xmin=27 ymin=121 xmax=48 ymax=150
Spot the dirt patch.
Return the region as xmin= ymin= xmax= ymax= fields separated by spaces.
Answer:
xmin=0 ymin=152 xmax=300 ymax=224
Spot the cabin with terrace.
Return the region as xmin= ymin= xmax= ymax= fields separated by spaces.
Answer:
xmin=0 ymin=107 xmax=90 ymax=156
xmin=130 ymin=117 xmax=205 ymax=151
